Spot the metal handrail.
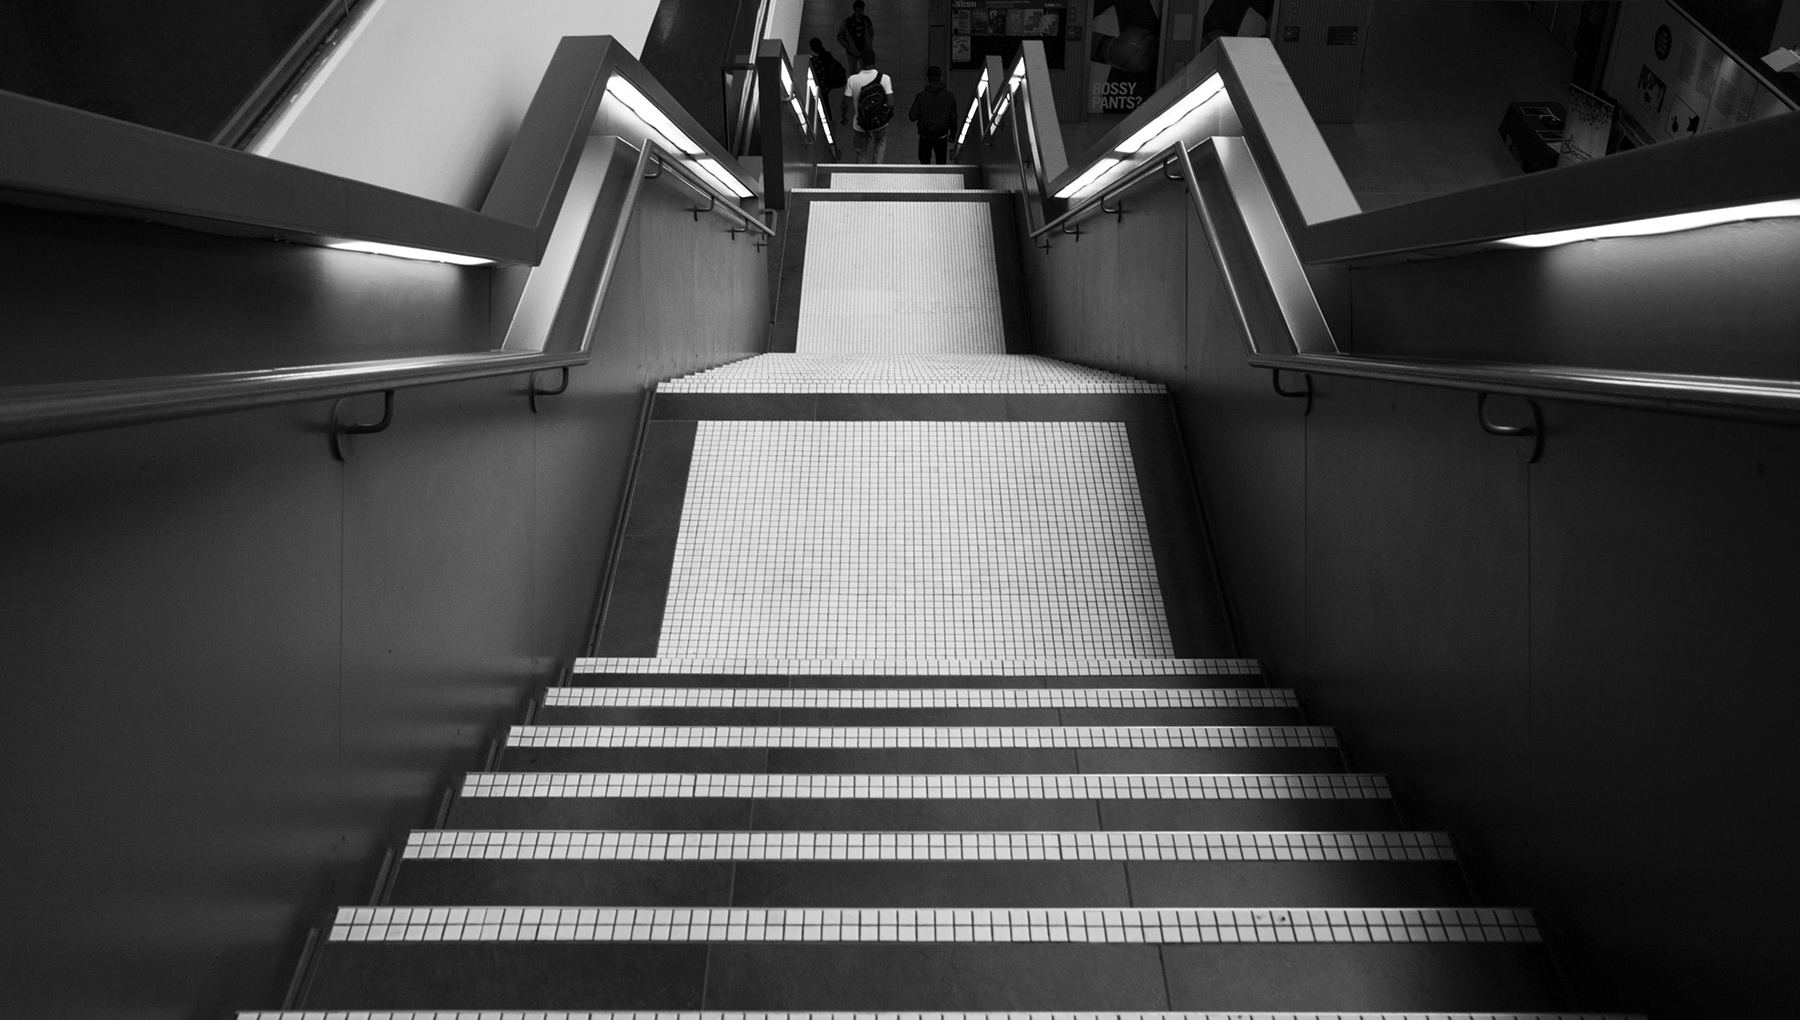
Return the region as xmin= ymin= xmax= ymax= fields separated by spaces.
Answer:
xmin=992 ymin=42 xmax=1800 ymax=426
xmin=0 ymin=137 xmax=764 ymax=444
xmin=1029 ymin=145 xmax=1185 ymax=241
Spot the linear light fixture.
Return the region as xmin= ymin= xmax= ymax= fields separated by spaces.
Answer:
xmin=781 ymin=61 xmax=806 ymax=126
xmin=957 ymin=68 xmax=991 ymax=147
xmin=991 ymin=59 xmax=1026 ymax=126
xmin=326 ymin=240 xmax=493 ymax=266
xmin=1056 ymin=73 xmax=1225 ymax=199
xmin=605 ymin=75 xmax=755 ymax=199
xmin=1498 ymin=197 xmax=1800 ymax=248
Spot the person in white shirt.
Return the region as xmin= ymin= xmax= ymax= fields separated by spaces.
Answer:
xmin=844 ymin=52 xmax=894 ymax=164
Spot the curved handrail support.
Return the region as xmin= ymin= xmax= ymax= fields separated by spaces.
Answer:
xmin=1476 ymin=392 xmax=1544 ymax=464
xmin=331 ymin=389 xmax=395 ymax=461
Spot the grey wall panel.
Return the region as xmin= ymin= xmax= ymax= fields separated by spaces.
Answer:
xmin=1015 ymin=166 xmax=1800 ymax=1017
xmin=0 ymin=170 xmax=767 ymax=1018
xmin=1350 ymin=217 xmax=1800 ymax=380
xmin=0 ymin=204 xmax=493 ymax=386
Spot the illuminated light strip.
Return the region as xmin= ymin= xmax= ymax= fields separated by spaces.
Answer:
xmin=605 ymin=76 xmax=755 ymax=199
xmin=1498 ymin=198 xmax=1800 ymax=248
xmin=957 ymin=68 xmax=991 ymax=146
xmin=1055 ymin=74 xmax=1225 ymax=200
xmin=990 ymin=59 xmax=1027 ymax=126
xmin=325 ymin=241 xmax=492 ymax=266
xmin=782 ymin=61 xmax=806 ymax=126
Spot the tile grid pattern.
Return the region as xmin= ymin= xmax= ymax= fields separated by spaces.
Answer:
xmin=459 ymin=773 xmax=1394 ymax=800
xmin=658 ymin=422 xmax=1172 ymax=659
xmin=796 ymin=201 xmax=1005 ymax=354
xmin=403 ymin=830 xmax=1456 ymax=862
xmin=574 ymin=657 xmax=1263 ymax=676
xmin=659 ymin=354 xmax=1166 ymax=394
xmin=326 ymin=905 xmax=1541 ymax=944
xmin=830 ymin=172 xmax=968 ymax=190
xmin=505 ymin=725 xmax=1337 ymax=749
xmin=244 ymin=1014 xmax=1635 ymax=1019
xmin=542 ymin=688 xmax=1296 ymax=708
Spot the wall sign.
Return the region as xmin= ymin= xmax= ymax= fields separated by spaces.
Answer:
xmin=951 ymin=1 xmax=1069 ymax=70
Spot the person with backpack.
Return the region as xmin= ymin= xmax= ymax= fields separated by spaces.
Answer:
xmin=845 ymin=50 xmax=894 ymax=163
xmin=836 ymin=0 xmax=875 ymax=74
xmin=908 ymin=65 xmax=959 ymax=164
xmin=808 ymin=37 xmax=850 ymax=126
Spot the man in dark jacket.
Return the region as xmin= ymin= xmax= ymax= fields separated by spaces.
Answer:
xmin=908 ymin=66 xmax=959 ymax=165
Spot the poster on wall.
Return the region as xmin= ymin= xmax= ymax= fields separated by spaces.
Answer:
xmin=1601 ymin=0 xmax=1793 ymax=146
xmin=1089 ymin=0 xmax=1164 ymax=114
xmin=951 ymin=0 xmax=1068 ymax=70
xmin=1558 ymin=84 xmax=1614 ymax=165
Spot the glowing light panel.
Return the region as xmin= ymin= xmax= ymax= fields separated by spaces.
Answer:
xmin=1498 ymin=198 xmax=1800 ymax=248
xmin=326 ymin=241 xmax=492 ymax=266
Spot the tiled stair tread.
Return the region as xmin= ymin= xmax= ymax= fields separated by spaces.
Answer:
xmin=660 ymin=354 xmax=1165 ymax=394
xmin=325 ymin=905 xmax=1540 ymax=944
xmin=403 ymin=830 xmax=1454 ymax=861
xmin=818 ymin=163 xmax=982 ymax=172
xmin=542 ymin=688 xmax=1295 ymax=708
xmin=797 ymin=201 xmax=1004 ymax=355
xmin=574 ymin=657 xmax=1262 ymax=676
xmin=459 ymin=773 xmax=1391 ymax=799
xmin=828 ymin=172 xmax=968 ymax=190
xmin=505 ymin=726 xmax=1337 ymax=749
xmin=661 ymin=421 xmax=1170 ymax=660
xmin=245 ymin=1013 xmax=1641 ymax=1019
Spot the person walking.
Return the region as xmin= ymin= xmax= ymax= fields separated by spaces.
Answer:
xmin=845 ymin=51 xmax=894 ymax=164
xmin=808 ymin=37 xmax=851 ymax=126
xmin=908 ymin=65 xmax=959 ymax=165
xmin=836 ymin=0 xmax=875 ymax=75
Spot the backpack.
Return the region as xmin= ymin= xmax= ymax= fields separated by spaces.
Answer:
xmin=845 ymin=14 xmax=870 ymax=50
xmin=857 ymin=73 xmax=893 ymax=129
xmin=811 ymin=50 xmax=847 ymax=92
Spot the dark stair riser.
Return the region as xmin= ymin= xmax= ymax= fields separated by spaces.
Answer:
xmin=565 ymin=673 xmax=1264 ymax=690
xmin=534 ymin=706 xmax=1301 ymax=726
xmin=302 ymin=941 xmax=1566 ymax=1010
xmin=495 ymin=746 xmax=1348 ymax=774
xmin=447 ymin=796 xmax=1404 ymax=832
xmin=386 ymin=857 xmax=1473 ymax=908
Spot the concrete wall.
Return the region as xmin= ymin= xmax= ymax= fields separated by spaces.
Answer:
xmin=982 ymin=109 xmax=1800 ymax=1017
xmin=0 ymin=153 xmax=768 ymax=1020
xmin=255 ymin=0 xmax=660 ymax=206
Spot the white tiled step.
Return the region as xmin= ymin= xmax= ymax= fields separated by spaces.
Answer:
xmin=324 ymin=905 xmax=1540 ymax=944
xmin=543 ymin=688 xmax=1294 ymax=709
xmin=506 ymin=725 xmax=1335 ymax=749
xmin=460 ymin=773 xmax=1390 ymax=800
xmin=827 ymin=172 xmax=968 ymax=190
xmin=243 ymin=1013 xmax=1642 ymax=1020
xmin=797 ymin=200 xmax=1005 ymax=355
xmin=403 ymin=829 xmax=1453 ymax=862
xmin=574 ymin=657 xmax=1262 ymax=677
xmin=659 ymin=354 xmax=1164 ymax=394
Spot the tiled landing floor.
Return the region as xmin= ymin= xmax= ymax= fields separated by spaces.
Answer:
xmin=795 ymin=201 xmax=1005 ymax=355
xmin=829 ymin=172 xmax=966 ymax=190
xmin=658 ymin=420 xmax=1172 ymax=659
xmin=662 ymin=355 xmax=1163 ymax=394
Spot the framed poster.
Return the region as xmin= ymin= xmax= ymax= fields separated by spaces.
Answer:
xmin=951 ymin=1 xmax=1068 ymax=70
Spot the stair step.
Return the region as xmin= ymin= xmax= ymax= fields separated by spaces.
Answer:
xmin=574 ymin=657 xmax=1263 ymax=677
xmin=447 ymin=772 xmax=1401 ymax=832
xmin=658 ymin=353 xmax=1165 ymax=395
xmin=496 ymin=725 xmax=1343 ymax=774
xmin=537 ymin=686 xmax=1299 ymax=725
xmin=251 ymin=1013 xmax=1642 ymax=1019
xmin=298 ymin=908 xmax=1565 ymax=1011
xmin=544 ymin=688 xmax=1294 ymax=708
xmin=405 ymin=829 xmax=1454 ymax=861
xmin=387 ymin=829 xmax=1467 ymax=909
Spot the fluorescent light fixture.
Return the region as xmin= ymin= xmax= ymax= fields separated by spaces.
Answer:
xmin=1115 ymin=74 xmax=1224 ymax=153
xmin=1498 ymin=198 xmax=1800 ymax=248
xmin=605 ymin=75 xmax=755 ymax=199
xmin=326 ymin=240 xmax=492 ymax=266
xmin=991 ymin=69 xmax=1025 ymax=125
xmin=1055 ymin=158 xmax=1124 ymax=200
xmin=957 ymin=68 xmax=990 ymax=146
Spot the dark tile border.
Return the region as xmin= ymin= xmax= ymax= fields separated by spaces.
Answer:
xmin=594 ymin=420 xmax=698 ymax=656
xmin=1126 ymin=416 xmax=1237 ymax=658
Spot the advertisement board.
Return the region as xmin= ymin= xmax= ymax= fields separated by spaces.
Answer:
xmin=1088 ymin=0 xmax=1165 ymax=114
xmin=1600 ymin=0 xmax=1791 ymax=145
xmin=951 ymin=1 xmax=1069 ymax=70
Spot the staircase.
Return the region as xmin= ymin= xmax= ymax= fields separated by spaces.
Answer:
xmin=252 ymin=164 xmax=1628 ymax=1018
